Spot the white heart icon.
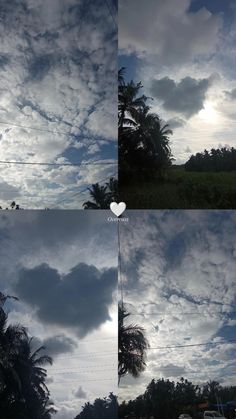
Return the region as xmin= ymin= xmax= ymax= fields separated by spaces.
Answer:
xmin=110 ymin=202 xmax=126 ymax=217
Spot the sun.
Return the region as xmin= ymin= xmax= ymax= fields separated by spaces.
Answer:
xmin=199 ymin=101 xmax=219 ymax=123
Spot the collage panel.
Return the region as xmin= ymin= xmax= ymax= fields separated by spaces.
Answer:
xmin=0 ymin=211 xmax=118 ymax=418
xmin=1 ymin=0 xmax=236 ymax=418
xmin=0 ymin=0 xmax=117 ymax=209
xmin=118 ymin=210 xmax=236 ymax=419
xmin=118 ymin=0 xmax=236 ymax=209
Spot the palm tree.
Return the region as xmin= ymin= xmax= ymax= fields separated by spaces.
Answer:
xmin=118 ymin=68 xmax=148 ymax=129
xmin=105 ymin=177 xmax=118 ymax=202
xmin=118 ymin=70 xmax=173 ymax=183
xmin=83 ymin=177 xmax=118 ymax=209
xmin=0 ymin=294 xmax=55 ymax=418
xmin=83 ymin=183 xmax=109 ymax=209
xmin=118 ymin=303 xmax=149 ymax=384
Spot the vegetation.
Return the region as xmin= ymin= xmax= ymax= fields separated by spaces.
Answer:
xmin=0 ymin=292 xmax=56 ymax=419
xmin=118 ymin=303 xmax=149 ymax=383
xmin=119 ymin=68 xmax=236 ymax=209
xmin=121 ymin=167 xmax=236 ymax=209
xmin=83 ymin=177 xmax=118 ymax=209
xmin=119 ymin=377 xmax=236 ymax=419
xmin=0 ymin=201 xmax=22 ymax=210
xmin=74 ymin=393 xmax=117 ymax=419
xmin=118 ymin=68 xmax=173 ymax=183
xmin=185 ymin=147 xmax=236 ymax=172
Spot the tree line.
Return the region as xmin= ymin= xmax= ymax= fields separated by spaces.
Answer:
xmin=119 ymin=377 xmax=236 ymax=419
xmin=185 ymin=147 xmax=236 ymax=172
xmin=74 ymin=393 xmax=117 ymax=419
xmin=118 ymin=68 xmax=173 ymax=183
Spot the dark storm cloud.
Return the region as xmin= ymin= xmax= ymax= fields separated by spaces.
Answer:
xmin=150 ymin=76 xmax=212 ymax=117
xmin=14 ymin=263 xmax=117 ymax=337
xmin=33 ymin=334 xmax=77 ymax=357
xmin=167 ymin=117 xmax=186 ymax=129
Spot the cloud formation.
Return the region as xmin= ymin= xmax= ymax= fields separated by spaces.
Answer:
xmin=150 ymin=76 xmax=212 ymax=118
xmin=34 ymin=334 xmax=78 ymax=357
xmin=14 ymin=263 xmax=117 ymax=337
xmin=0 ymin=0 xmax=117 ymax=208
xmin=119 ymin=0 xmax=221 ymax=65
xmin=119 ymin=211 xmax=236 ymax=400
xmin=73 ymin=386 xmax=87 ymax=399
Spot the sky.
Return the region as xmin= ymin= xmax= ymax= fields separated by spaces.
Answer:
xmin=119 ymin=210 xmax=236 ymax=401
xmin=0 ymin=211 xmax=118 ymax=419
xmin=119 ymin=0 xmax=236 ymax=164
xmin=0 ymin=0 xmax=117 ymax=209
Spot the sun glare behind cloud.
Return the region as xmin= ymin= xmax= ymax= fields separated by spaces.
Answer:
xmin=199 ymin=101 xmax=219 ymax=123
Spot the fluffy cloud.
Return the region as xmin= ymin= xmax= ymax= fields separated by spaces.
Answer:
xmin=119 ymin=0 xmax=221 ymax=65
xmin=0 ymin=0 xmax=117 ymax=208
xmin=150 ymin=76 xmax=212 ymax=118
xmin=14 ymin=263 xmax=117 ymax=337
xmin=119 ymin=211 xmax=236 ymax=400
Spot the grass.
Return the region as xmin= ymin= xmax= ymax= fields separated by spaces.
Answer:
xmin=120 ymin=168 xmax=236 ymax=209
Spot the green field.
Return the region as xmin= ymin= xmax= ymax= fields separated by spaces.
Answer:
xmin=120 ymin=168 xmax=236 ymax=209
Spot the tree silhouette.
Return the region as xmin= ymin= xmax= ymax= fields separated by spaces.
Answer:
xmin=83 ymin=177 xmax=118 ymax=209
xmin=119 ymin=68 xmax=173 ymax=183
xmin=118 ymin=303 xmax=149 ymax=383
xmin=0 ymin=202 xmax=22 ymax=210
xmin=185 ymin=147 xmax=236 ymax=172
xmin=0 ymin=292 xmax=55 ymax=418
xmin=74 ymin=393 xmax=118 ymax=418
xmin=119 ymin=378 xmax=236 ymax=419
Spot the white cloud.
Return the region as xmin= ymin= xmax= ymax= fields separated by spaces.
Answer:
xmin=0 ymin=0 xmax=117 ymax=208
xmin=119 ymin=0 xmax=221 ymax=65
xmin=119 ymin=211 xmax=236 ymax=400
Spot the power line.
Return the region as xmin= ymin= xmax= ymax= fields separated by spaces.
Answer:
xmin=104 ymin=0 xmax=117 ymax=29
xmin=0 ymin=160 xmax=116 ymax=167
xmin=50 ymin=368 xmax=117 ymax=375
xmin=50 ymin=378 xmax=115 ymax=384
xmin=50 ymin=364 xmax=116 ymax=372
xmin=118 ymin=222 xmax=124 ymax=307
xmin=147 ymin=339 xmax=236 ymax=350
xmin=56 ymin=171 xmax=118 ymax=207
xmin=130 ymin=311 xmax=236 ymax=316
xmin=55 ymin=352 xmax=117 ymax=360
xmin=0 ymin=120 xmax=72 ymax=136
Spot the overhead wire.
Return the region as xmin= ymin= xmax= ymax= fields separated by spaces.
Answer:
xmin=130 ymin=310 xmax=236 ymax=316
xmin=50 ymin=378 xmax=115 ymax=384
xmin=118 ymin=222 xmax=124 ymax=308
xmin=103 ymin=0 xmax=117 ymax=29
xmin=147 ymin=339 xmax=236 ymax=350
xmin=0 ymin=160 xmax=116 ymax=167
xmin=55 ymin=171 xmax=118 ymax=208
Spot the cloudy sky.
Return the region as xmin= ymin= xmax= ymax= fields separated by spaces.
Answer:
xmin=0 ymin=0 xmax=117 ymax=209
xmin=119 ymin=211 xmax=236 ymax=401
xmin=0 ymin=211 xmax=118 ymax=419
xmin=119 ymin=0 xmax=236 ymax=164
